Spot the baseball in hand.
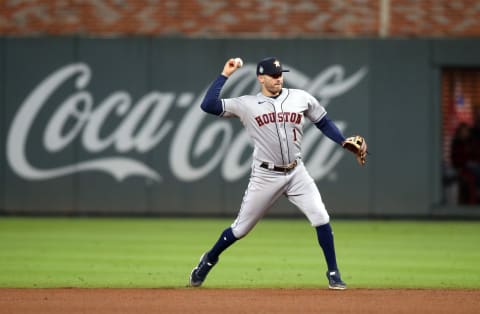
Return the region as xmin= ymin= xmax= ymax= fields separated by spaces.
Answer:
xmin=234 ymin=57 xmax=243 ymax=68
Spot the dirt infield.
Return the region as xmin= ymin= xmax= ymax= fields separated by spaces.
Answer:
xmin=1 ymin=288 xmax=479 ymax=314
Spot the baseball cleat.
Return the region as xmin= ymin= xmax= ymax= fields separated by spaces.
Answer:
xmin=189 ymin=252 xmax=217 ymax=287
xmin=326 ymin=270 xmax=347 ymax=290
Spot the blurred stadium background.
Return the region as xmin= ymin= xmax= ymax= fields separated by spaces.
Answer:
xmin=2 ymin=0 xmax=480 ymax=219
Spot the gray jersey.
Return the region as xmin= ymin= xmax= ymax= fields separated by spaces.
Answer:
xmin=222 ymin=88 xmax=326 ymax=166
xmin=190 ymin=59 xmax=346 ymax=290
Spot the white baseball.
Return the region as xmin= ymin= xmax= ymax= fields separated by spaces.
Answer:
xmin=234 ymin=57 xmax=243 ymax=68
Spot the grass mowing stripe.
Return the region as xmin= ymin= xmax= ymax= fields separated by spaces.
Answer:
xmin=332 ymin=221 xmax=480 ymax=288
xmin=0 ymin=218 xmax=478 ymax=288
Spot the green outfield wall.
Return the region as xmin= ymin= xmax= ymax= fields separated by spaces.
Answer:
xmin=1 ymin=38 xmax=479 ymax=218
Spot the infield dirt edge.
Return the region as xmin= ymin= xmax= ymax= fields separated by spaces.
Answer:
xmin=1 ymin=288 xmax=479 ymax=314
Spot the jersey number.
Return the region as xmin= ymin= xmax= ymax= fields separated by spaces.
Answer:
xmin=293 ymin=129 xmax=297 ymax=141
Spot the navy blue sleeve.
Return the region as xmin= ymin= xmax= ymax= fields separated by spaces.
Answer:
xmin=314 ymin=115 xmax=346 ymax=145
xmin=200 ymin=75 xmax=228 ymax=116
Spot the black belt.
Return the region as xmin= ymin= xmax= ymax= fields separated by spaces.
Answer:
xmin=260 ymin=160 xmax=298 ymax=173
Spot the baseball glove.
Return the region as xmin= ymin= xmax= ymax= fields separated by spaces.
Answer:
xmin=342 ymin=135 xmax=368 ymax=166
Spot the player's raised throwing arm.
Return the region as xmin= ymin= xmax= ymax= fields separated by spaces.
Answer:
xmin=200 ymin=58 xmax=243 ymax=116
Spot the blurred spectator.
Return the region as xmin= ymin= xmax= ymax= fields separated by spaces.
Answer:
xmin=466 ymin=106 xmax=480 ymax=196
xmin=470 ymin=106 xmax=480 ymax=159
xmin=450 ymin=123 xmax=476 ymax=204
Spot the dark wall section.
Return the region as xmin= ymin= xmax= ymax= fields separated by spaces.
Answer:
xmin=0 ymin=38 xmax=4 ymax=214
xmin=369 ymin=39 xmax=432 ymax=215
xmin=2 ymin=37 xmax=480 ymax=217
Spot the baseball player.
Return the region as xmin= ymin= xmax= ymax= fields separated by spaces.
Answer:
xmin=189 ymin=57 xmax=367 ymax=290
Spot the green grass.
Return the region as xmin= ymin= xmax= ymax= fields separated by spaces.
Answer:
xmin=0 ymin=218 xmax=479 ymax=288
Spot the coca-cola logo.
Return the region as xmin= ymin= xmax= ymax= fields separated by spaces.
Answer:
xmin=6 ymin=63 xmax=367 ymax=183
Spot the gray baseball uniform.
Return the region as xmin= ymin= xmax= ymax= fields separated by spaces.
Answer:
xmin=189 ymin=57 xmax=348 ymax=290
xmin=222 ymin=89 xmax=330 ymax=238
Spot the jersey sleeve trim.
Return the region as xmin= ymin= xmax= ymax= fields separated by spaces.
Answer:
xmin=311 ymin=110 xmax=327 ymax=124
xmin=219 ymin=99 xmax=227 ymax=117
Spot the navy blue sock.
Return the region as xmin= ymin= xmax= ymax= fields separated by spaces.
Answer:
xmin=206 ymin=227 xmax=238 ymax=262
xmin=315 ymin=223 xmax=338 ymax=271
